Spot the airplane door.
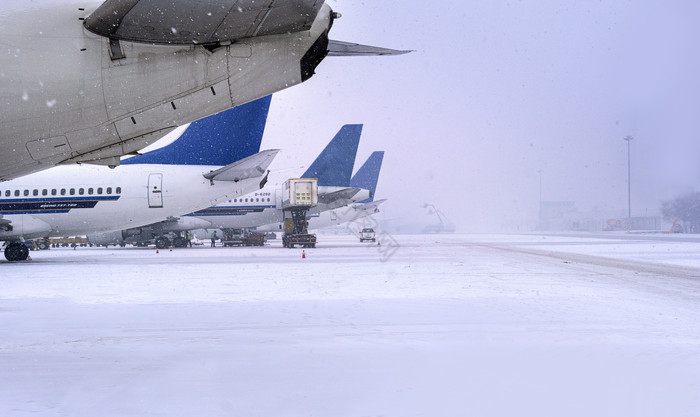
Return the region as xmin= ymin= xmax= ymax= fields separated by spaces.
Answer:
xmin=148 ymin=173 xmax=163 ymax=208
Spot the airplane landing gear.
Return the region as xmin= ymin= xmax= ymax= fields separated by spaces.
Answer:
xmin=173 ymin=236 xmax=188 ymax=248
xmin=4 ymin=242 xmax=29 ymax=262
xmin=154 ymin=236 xmax=171 ymax=249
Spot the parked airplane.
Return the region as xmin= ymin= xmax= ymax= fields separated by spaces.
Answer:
xmin=0 ymin=0 xmax=409 ymax=181
xmin=0 ymin=97 xmax=277 ymax=262
xmin=88 ymin=124 xmax=369 ymax=248
xmin=259 ymin=151 xmax=386 ymax=233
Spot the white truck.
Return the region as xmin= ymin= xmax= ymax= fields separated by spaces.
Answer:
xmin=359 ymin=228 xmax=376 ymax=242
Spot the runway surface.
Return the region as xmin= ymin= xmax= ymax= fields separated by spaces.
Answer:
xmin=2 ymin=233 xmax=700 ymax=416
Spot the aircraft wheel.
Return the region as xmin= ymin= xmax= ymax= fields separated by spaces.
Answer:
xmin=173 ymin=237 xmax=188 ymax=248
xmin=5 ymin=242 xmax=29 ymax=262
xmin=37 ymin=240 xmax=50 ymax=250
xmin=155 ymin=237 xmax=170 ymax=249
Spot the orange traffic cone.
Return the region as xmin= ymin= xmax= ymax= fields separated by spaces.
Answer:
xmin=302 ymin=250 xmax=306 ymax=259
xmin=169 ymin=246 xmax=173 ymax=252
xmin=156 ymin=248 xmax=159 ymax=254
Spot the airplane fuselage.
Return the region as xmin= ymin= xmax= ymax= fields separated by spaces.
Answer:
xmin=0 ymin=163 xmax=264 ymax=240
xmin=186 ymin=186 xmax=370 ymax=229
xmin=0 ymin=0 xmax=332 ymax=180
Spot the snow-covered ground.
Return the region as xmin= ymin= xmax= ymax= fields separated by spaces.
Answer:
xmin=2 ymin=233 xmax=700 ymax=416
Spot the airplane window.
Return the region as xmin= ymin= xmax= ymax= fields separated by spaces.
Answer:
xmin=106 ymin=187 xmax=112 ymax=194
xmin=60 ymin=189 xmax=66 ymax=196
xmin=97 ymin=187 xmax=103 ymax=195
xmin=42 ymin=189 xmax=47 ymax=196
xmin=4 ymin=190 xmax=9 ymax=197
xmin=79 ymin=188 xmax=84 ymax=195
xmin=51 ymin=189 xmax=57 ymax=196
xmin=256 ymin=198 xmax=259 ymax=202
xmin=15 ymin=190 xmax=20 ymax=197
xmin=245 ymin=198 xmax=248 ymax=202
xmin=116 ymin=187 xmax=121 ymax=194
xmin=234 ymin=199 xmax=237 ymax=203
xmin=88 ymin=188 xmax=94 ymax=195
xmin=70 ymin=189 xmax=75 ymax=196
xmin=24 ymin=189 xmax=29 ymax=196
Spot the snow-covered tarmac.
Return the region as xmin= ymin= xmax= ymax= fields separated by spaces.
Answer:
xmin=2 ymin=233 xmax=700 ymax=416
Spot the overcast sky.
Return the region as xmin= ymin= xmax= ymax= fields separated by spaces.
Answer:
xmin=249 ymin=1 xmax=700 ymax=232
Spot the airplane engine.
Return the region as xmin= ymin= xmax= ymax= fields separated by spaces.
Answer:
xmin=0 ymin=1 xmax=335 ymax=179
xmin=0 ymin=215 xmax=51 ymax=240
xmin=86 ymin=231 xmax=126 ymax=247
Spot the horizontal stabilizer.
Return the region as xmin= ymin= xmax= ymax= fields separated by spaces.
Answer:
xmin=204 ymin=150 xmax=279 ymax=182
xmin=327 ymin=40 xmax=412 ymax=56
xmin=318 ymin=187 xmax=361 ymax=207
xmin=359 ymin=199 xmax=386 ymax=212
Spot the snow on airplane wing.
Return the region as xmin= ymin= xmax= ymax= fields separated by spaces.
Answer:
xmin=317 ymin=187 xmax=362 ymax=209
xmin=84 ymin=0 xmax=325 ymax=45
xmin=203 ymin=149 xmax=279 ymax=183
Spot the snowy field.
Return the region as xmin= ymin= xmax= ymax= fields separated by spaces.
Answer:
xmin=2 ymin=233 xmax=700 ymax=416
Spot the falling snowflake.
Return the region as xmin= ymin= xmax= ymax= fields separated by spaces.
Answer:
xmin=46 ymin=99 xmax=57 ymax=108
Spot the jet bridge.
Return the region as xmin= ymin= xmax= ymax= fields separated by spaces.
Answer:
xmin=281 ymin=178 xmax=318 ymax=248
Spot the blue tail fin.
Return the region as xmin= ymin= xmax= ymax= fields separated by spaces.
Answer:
xmin=301 ymin=124 xmax=362 ymax=186
xmin=350 ymin=151 xmax=384 ymax=203
xmin=122 ymin=95 xmax=272 ymax=166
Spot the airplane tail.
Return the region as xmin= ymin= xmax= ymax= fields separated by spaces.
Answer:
xmin=350 ymin=151 xmax=384 ymax=203
xmin=122 ymin=95 xmax=272 ymax=166
xmin=301 ymin=124 xmax=362 ymax=187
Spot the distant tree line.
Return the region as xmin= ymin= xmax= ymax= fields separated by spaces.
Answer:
xmin=660 ymin=192 xmax=700 ymax=233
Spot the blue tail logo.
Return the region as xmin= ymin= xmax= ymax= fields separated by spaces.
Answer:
xmin=350 ymin=151 xmax=384 ymax=203
xmin=301 ymin=124 xmax=362 ymax=187
xmin=122 ymin=95 xmax=272 ymax=166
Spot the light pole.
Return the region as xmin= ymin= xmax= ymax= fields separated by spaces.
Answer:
xmin=623 ymin=135 xmax=633 ymax=230
xmin=537 ymin=169 xmax=542 ymax=228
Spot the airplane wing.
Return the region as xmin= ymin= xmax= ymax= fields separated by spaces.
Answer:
xmin=204 ymin=149 xmax=279 ymax=182
xmin=315 ymin=187 xmax=364 ymax=212
xmin=327 ymin=40 xmax=412 ymax=56
xmin=357 ymin=199 xmax=386 ymax=213
xmin=84 ymin=0 xmax=325 ymax=45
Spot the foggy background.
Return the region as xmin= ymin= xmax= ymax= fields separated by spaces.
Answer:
xmin=256 ymin=1 xmax=700 ymax=232
xmin=145 ymin=2 xmax=700 ymax=233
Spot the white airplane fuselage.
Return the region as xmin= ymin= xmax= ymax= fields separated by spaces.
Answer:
xmin=186 ymin=186 xmax=370 ymax=229
xmin=0 ymin=0 xmax=332 ymax=180
xmin=0 ymin=163 xmax=267 ymax=240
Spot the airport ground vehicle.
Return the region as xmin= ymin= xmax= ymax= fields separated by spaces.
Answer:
xmin=222 ymin=231 xmax=266 ymax=247
xmin=282 ymin=179 xmax=318 ymax=248
xmin=360 ymin=228 xmax=376 ymax=242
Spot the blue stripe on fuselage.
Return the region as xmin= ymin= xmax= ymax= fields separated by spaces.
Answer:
xmin=0 ymin=196 xmax=120 ymax=215
xmin=187 ymin=205 xmax=275 ymax=217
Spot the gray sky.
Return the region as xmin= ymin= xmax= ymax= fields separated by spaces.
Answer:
xmin=260 ymin=1 xmax=700 ymax=232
